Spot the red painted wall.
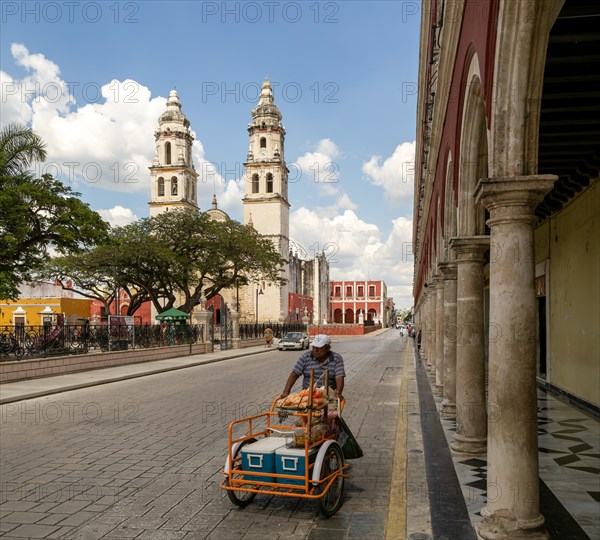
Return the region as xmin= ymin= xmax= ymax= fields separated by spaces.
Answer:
xmin=288 ymin=293 xmax=313 ymax=322
xmin=415 ymin=0 xmax=500 ymax=301
xmin=90 ymin=290 xmax=152 ymax=324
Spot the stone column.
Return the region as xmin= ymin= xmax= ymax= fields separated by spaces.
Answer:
xmin=434 ymin=274 xmax=445 ymax=395
xmin=439 ymin=261 xmax=458 ymax=417
xmin=415 ymin=300 xmax=423 ymax=354
xmin=449 ymin=236 xmax=489 ymax=455
xmin=425 ymin=288 xmax=433 ymax=368
xmin=302 ymin=314 xmax=310 ymax=337
xmin=192 ymin=307 xmax=213 ymax=351
xmin=231 ymin=309 xmax=241 ymax=350
xmin=426 ymin=284 xmax=437 ymax=371
xmin=419 ymin=291 xmax=428 ymax=362
xmin=430 ymin=283 xmax=437 ymax=373
xmin=475 ymin=176 xmax=556 ymax=540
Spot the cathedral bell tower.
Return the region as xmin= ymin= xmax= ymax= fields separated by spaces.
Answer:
xmin=149 ymin=89 xmax=199 ymax=217
xmin=242 ymin=79 xmax=290 ymax=321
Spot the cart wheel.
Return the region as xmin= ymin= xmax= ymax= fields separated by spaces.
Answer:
xmin=316 ymin=442 xmax=345 ymax=517
xmin=225 ymin=438 xmax=258 ymax=507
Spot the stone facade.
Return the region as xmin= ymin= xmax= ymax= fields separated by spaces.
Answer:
xmin=148 ymin=83 xmax=330 ymax=325
xmin=237 ymin=80 xmax=329 ymax=324
xmin=413 ymin=2 xmax=599 ymax=538
xmin=149 ymin=90 xmax=198 ymax=217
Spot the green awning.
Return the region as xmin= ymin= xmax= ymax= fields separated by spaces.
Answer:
xmin=155 ymin=307 xmax=191 ymax=321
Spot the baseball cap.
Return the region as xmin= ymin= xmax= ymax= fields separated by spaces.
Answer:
xmin=311 ymin=334 xmax=331 ymax=348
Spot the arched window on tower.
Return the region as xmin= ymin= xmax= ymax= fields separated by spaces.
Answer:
xmin=165 ymin=142 xmax=172 ymax=165
xmin=252 ymin=173 xmax=259 ymax=194
xmin=266 ymin=173 xmax=273 ymax=193
xmin=171 ymin=176 xmax=178 ymax=196
xmin=158 ymin=177 xmax=165 ymax=197
xmin=260 ymin=137 xmax=267 ymax=149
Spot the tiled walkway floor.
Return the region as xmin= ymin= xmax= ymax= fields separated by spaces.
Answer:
xmin=429 ymin=371 xmax=600 ymax=540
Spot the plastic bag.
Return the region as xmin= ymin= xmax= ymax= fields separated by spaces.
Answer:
xmin=336 ymin=416 xmax=364 ymax=460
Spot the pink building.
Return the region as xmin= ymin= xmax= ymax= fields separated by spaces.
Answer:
xmin=330 ymin=280 xmax=389 ymax=326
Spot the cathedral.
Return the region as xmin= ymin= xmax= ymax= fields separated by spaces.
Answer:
xmin=148 ymin=82 xmax=330 ymax=324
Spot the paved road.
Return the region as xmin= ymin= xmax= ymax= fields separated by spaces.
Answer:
xmin=0 ymin=330 xmax=408 ymax=539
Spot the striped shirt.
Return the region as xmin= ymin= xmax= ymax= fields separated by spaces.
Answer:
xmin=292 ymin=350 xmax=346 ymax=390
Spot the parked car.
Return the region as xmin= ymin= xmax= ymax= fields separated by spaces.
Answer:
xmin=277 ymin=332 xmax=310 ymax=351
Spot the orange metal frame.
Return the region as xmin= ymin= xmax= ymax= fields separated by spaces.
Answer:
xmin=220 ymin=371 xmax=349 ymax=500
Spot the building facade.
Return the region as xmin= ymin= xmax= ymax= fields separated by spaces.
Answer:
xmin=148 ymin=83 xmax=330 ymax=324
xmin=330 ymin=280 xmax=389 ymax=326
xmin=413 ymin=1 xmax=599 ymax=538
xmin=0 ymin=282 xmax=91 ymax=326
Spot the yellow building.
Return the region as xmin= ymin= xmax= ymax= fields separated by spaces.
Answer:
xmin=0 ymin=282 xmax=92 ymax=327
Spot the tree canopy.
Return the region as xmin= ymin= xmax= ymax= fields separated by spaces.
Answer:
xmin=46 ymin=209 xmax=287 ymax=314
xmin=0 ymin=123 xmax=47 ymax=178
xmin=0 ymin=125 xmax=109 ymax=299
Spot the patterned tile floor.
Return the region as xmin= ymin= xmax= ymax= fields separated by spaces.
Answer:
xmin=430 ymin=372 xmax=600 ymax=540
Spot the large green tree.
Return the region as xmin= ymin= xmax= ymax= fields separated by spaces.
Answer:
xmin=0 ymin=124 xmax=109 ymax=299
xmin=46 ymin=209 xmax=287 ymax=314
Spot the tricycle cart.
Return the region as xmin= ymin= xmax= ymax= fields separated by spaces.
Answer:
xmin=220 ymin=370 xmax=350 ymax=517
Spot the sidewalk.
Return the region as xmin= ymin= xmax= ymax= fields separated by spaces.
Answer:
xmin=0 ymin=345 xmax=275 ymax=405
xmin=1 ymin=327 xmax=412 ymax=540
xmin=0 ymin=329 xmax=390 ymax=405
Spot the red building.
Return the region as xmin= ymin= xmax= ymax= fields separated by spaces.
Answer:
xmin=288 ymin=293 xmax=313 ymax=323
xmin=90 ymin=289 xmax=152 ymax=324
xmin=330 ymin=280 xmax=389 ymax=326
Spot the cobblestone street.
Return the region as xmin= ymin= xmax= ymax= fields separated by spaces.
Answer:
xmin=1 ymin=332 xmax=407 ymax=539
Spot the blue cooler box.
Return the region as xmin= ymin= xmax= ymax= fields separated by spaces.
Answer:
xmin=275 ymin=446 xmax=318 ymax=486
xmin=241 ymin=437 xmax=287 ymax=483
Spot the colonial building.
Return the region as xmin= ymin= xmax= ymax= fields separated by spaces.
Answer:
xmin=413 ymin=1 xmax=599 ymax=538
xmin=330 ymin=280 xmax=389 ymax=326
xmin=148 ymin=83 xmax=330 ymax=324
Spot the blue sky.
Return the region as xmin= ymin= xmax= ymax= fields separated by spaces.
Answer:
xmin=1 ymin=0 xmax=420 ymax=308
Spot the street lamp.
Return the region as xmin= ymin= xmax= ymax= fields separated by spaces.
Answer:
xmin=255 ymin=286 xmax=264 ymax=324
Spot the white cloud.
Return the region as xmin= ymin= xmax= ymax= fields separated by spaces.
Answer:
xmin=290 ymin=138 xmax=415 ymax=308
xmin=293 ymin=138 xmax=343 ymax=197
xmin=0 ymin=70 xmax=33 ymax=124
xmin=193 ymin=140 xmax=244 ymax=218
xmin=362 ymin=141 xmax=415 ymax=203
xmin=290 ymin=209 xmax=414 ymax=309
xmin=2 ymin=44 xmax=166 ymax=192
xmin=1 ymin=43 xmax=240 ymax=217
xmin=97 ymin=206 xmax=138 ymax=227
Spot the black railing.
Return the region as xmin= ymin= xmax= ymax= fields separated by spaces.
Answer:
xmin=239 ymin=322 xmax=306 ymax=341
xmin=1 ymin=321 xmax=307 ymax=361
xmin=0 ymin=323 xmax=204 ymax=361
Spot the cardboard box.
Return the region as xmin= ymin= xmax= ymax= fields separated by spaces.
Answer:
xmin=241 ymin=437 xmax=287 ymax=483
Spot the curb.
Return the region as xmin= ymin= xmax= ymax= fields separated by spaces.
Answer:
xmin=0 ymin=348 xmax=276 ymax=405
xmin=0 ymin=330 xmax=392 ymax=405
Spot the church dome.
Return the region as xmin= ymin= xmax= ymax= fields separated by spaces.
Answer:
xmin=159 ymin=89 xmax=191 ymax=129
xmin=205 ymin=194 xmax=229 ymax=222
xmin=252 ymin=80 xmax=282 ymax=124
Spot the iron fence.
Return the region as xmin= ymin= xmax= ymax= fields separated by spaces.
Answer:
xmin=0 ymin=323 xmax=204 ymax=361
xmin=0 ymin=320 xmax=308 ymax=361
xmin=239 ymin=322 xmax=306 ymax=340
